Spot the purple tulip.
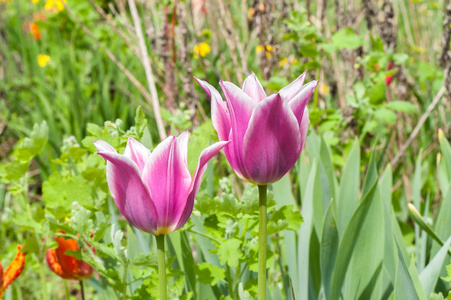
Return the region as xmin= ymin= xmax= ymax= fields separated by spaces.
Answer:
xmin=196 ymin=71 xmax=317 ymax=185
xmin=94 ymin=133 xmax=228 ymax=235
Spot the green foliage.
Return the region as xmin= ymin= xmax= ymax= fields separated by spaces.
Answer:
xmin=1 ymin=0 xmax=451 ymax=299
xmin=194 ymin=263 xmax=226 ymax=286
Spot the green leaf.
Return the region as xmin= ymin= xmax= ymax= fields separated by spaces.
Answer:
xmin=111 ymin=224 xmax=127 ymax=262
xmin=394 ymin=242 xmax=422 ymax=300
xmin=68 ymin=146 xmax=88 ymax=160
xmin=431 ymin=186 xmax=451 ymax=257
xmin=267 ymin=205 xmax=303 ymax=235
xmin=261 ymin=76 xmax=290 ymax=92
xmin=419 ymin=236 xmax=451 ymax=297
xmin=187 ymin=121 xmax=218 ymax=174
xmin=240 ymin=185 xmax=259 ymax=215
xmin=272 ymin=175 xmax=300 ymax=298
xmin=330 ymin=179 xmax=379 ymax=300
xmin=217 ymin=239 xmax=243 ymax=268
xmin=331 ymin=27 xmax=364 ymax=50
xmin=379 ymin=166 xmax=397 ymax=282
xmin=393 ymin=53 xmax=409 ymax=65
xmin=320 ymin=200 xmax=339 ymax=300
xmin=342 ymin=158 xmax=384 ymax=300
xmin=133 ymin=106 xmax=148 ymax=139
xmin=298 ymin=160 xmax=318 ymax=300
xmin=0 ymin=161 xmax=29 ymax=183
xmin=337 ymin=140 xmax=360 ymax=235
xmin=320 ymin=43 xmax=337 ymax=53
xmin=14 ymin=121 xmax=48 ymax=161
xmin=43 ymin=173 xmax=92 ymax=215
xmin=385 ymin=101 xmax=417 ymax=114
xmin=194 ymin=262 xmax=226 ymax=286
xmin=238 ymin=283 xmax=254 ymax=300
xmin=441 ymin=264 xmax=451 ymax=283
xmin=438 ymin=129 xmax=451 ymax=194
xmin=374 ymin=108 xmax=397 ymax=125
xmin=71 ymin=202 xmax=94 ymax=235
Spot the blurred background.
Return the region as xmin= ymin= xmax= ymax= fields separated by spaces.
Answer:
xmin=1 ymin=0 xmax=448 ymax=172
xmin=1 ymin=1 xmax=451 ymax=299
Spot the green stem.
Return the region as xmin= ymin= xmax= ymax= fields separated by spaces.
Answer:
xmin=233 ymin=263 xmax=241 ymax=300
xmin=156 ymin=235 xmax=167 ymax=300
xmin=79 ymin=280 xmax=85 ymax=300
xmin=226 ymin=264 xmax=234 ymax=299
xmin=258 ymin=185 xmax=268 ymax=300
xmin=122 ymin=263 xmax=128 ymax=300
xmin=38 ymin=254 xmax=48 ymax=300
xmin=64 ymin=281 xmax=70 ymax=300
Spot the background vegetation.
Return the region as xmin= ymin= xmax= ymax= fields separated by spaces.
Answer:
xmin=1 ymin=0 xmax=451 ymax=299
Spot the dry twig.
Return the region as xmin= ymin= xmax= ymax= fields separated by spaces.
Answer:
xmin=64 ymin=4 xmax=155 ymax=120
xmin=128 ymin=0 xmax=167 ymax=140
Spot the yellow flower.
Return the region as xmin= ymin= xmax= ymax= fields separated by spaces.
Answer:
xmin=320 ymin=83 xmax=329 ymax=95
xmin=248 ymin=7 xmax=255 ymax=20
xmin=279 ymin=58 xmax=288 ymax=68
xmin=256 ymin=44 xmax=273 ymax=58
xmin=38 ymin=54 xmax=50 ymax=67
xmin=193 ymin=42 xmax=210 ymax=59
xmin=32 ymin=0 xmax=39 ymax=3
xmin=45 ymin=0 xmax=66 ymax=13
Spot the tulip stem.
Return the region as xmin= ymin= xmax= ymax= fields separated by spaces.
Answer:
xmin=156 ymin=235 xmax=167 ymax=300
xmin=38 ymin=255 xmax=48 ymax=300
xmin=79 ymin=280 xmax=85 ymax=300
xmin=258 ymin=184 xmax=268 ymax=300
xmin=64 ymin=281 xmax=70 ymax=300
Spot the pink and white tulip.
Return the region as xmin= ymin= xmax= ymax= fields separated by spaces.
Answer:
xmin=95 ymin=133 xmax=228 ymax=235
xmin=196 ymin=71 xmax=317 ymax=185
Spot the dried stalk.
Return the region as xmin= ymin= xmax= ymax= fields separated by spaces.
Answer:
xmin=216 ymin=0 xmax=249 ymax=80
xmin=86 ymin=0 xmax=165 ymax=85
xmin=128 ymin=0 xmax=167 ymax=140
xmin=378 ymin=0 xmax=397 ymax=52
xmin=440 ymin=0 xmax=451 ymax=67
xmin=363 ymin=0 xmax=377 ymax=31
xmin=161 ymin=4 xmax=178 ymax=113
xmin=64 ymin=4 xmax=154 ymax=112
xmin=87 ymin=0 xmax=136 ymax=46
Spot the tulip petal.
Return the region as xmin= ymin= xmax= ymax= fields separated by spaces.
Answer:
xmin=243 ymin=94 xmax=302 ymax=184
xmin=279 ymin=71 xmax=307 ymax=102
xmin=124 ymin=138 xmax=151 ymax=173
xmin=222 ymin=129 xmax=244 ymax=179
xmin=175 ymin=140 xmax=229 ymax=230
xmin=3 ymin=245 xmax=26 ymax=288
xmin=288 ymin=80 xmax=318 ymax=126
xmin=0 ymin=262 xmax=3 ymax=288
xmin=220 ymin=81 xmax=257 ymax=179
xmin=242 ymin=72 xmax=267 ymax=102
xmin=46 ymin=248 xmax=74 ymax=280
xmin=195 ymin=78 xmax=231 ymax=142
xmin=53 ymin=236 xmax=79 ymax=279
xmin=96 ymin=151 xmax=158 ymax=234
xmin=94 ymin=140 xmax=117 ymax=154
xmin=300 ymin=108 xmax=310 ymax=151
xmin=142 ymin=135 xmax=191 ymax=234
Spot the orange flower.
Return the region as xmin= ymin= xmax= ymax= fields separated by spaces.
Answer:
xmin=0 ymin=245 xmax=26 ymax=299
xmin=23 ymin=21 xmax=41 ymax=40
xmin=33 ymin=11 xmax=47 ymax=22
xmin=46 ymin=233 xmax=93 ymax=280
